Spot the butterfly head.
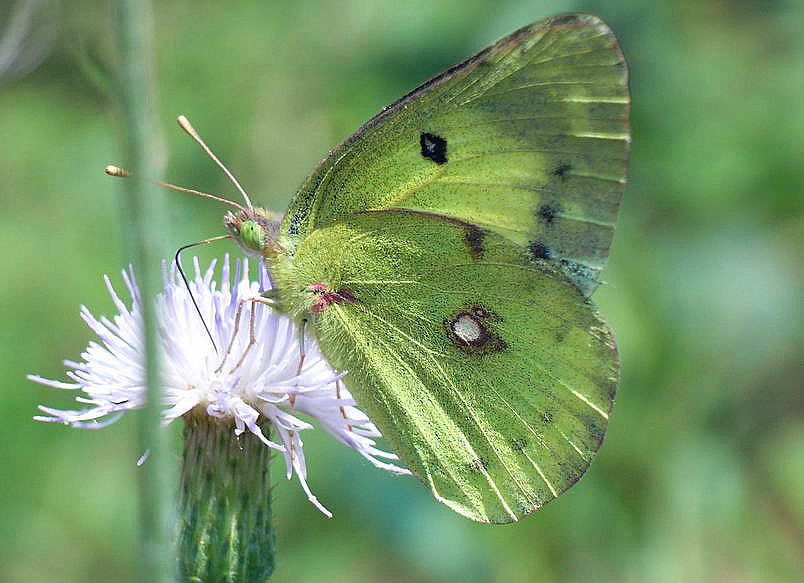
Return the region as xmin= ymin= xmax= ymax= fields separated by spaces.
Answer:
xmin=224 ymin=207 xmax=281 ymax=258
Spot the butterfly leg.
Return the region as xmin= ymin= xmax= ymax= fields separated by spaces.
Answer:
xmin=215 ymin=295 xmax=277 ymax=374
xmin=228 ymin=300 xmax=260 ymax=373
xmin=295 ymin=318 xmax=308 ymax=376
xmin=335 ymin=379 xmax=352 ymax=432
xmin=214 ymin=298 xmax=247 ymax=374
xmin=289 ymin=318 xmax=308 ymax=409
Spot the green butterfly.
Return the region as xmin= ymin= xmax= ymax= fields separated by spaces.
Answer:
xmin=189 ymin=13 xmax=628 ymax=523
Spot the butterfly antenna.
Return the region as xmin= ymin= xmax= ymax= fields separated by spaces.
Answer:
xmin=177 ymin=115 xmax=254 ymax=209
xmin=174 ymin=235 xmax=233 ymax=353
xmin=104 ymin=165 xmax=246 ymax=212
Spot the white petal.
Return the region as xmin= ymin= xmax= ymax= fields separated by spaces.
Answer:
xmin=31 ymin=255 xmax=408 ymax=516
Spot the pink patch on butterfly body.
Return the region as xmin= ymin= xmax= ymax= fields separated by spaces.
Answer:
xmin=308 ymin=283 xmax=357 ymax=314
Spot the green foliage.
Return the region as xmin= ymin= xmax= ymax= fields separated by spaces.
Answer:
xmin=1 ymin=1 xmax=801 ymax=581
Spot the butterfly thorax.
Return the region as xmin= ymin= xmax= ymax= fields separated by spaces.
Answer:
xmin=261 ymin=223 xmax=366 ymax=321
xmin=263 ymin=254 xmax=340 ymax=320
xmin=224 ymin=207 xmax=281 ymax=259
xmin=225 ymin=207 xmax=333 ymax=318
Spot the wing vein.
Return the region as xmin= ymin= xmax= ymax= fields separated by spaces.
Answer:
xmin=357 ymin=306 xmax=534 ymax=514
xmin=388 ymin=304 xmax=610 ymax=432
xmin=330 ymin=306 xmax=479 ymax=514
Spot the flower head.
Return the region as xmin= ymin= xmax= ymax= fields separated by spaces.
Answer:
xmin=29 ymin=256 xmax=409 ymax=516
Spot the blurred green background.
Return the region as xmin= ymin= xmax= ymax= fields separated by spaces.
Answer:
xmin=1 ymin=0 xmax=802 ymax=581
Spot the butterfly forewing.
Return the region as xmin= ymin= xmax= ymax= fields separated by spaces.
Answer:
xmin=280 ymin=13 xmax=629 ymax=296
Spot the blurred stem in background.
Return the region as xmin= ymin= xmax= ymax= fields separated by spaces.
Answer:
xmin=0 ymin=0 xmax=58 ymax=81
xmin=111 ymin=0 xmax=174 ymax=581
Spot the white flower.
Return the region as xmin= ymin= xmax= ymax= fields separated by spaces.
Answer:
xmin=29 ymin=255 xmax=409 ymax=517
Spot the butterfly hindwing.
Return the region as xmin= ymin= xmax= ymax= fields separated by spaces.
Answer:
xmin=284 ymin=210 xmax=617 ymax=523
xmin=280 ymin=13 xmax=629 ymax=296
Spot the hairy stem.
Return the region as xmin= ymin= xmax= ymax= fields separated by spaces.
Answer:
xmin=178 ymin=415 xmax=276 ymax=582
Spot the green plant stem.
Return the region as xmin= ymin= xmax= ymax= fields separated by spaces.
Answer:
xmin=178 ymin=415 xmax=276 ymax=582
xmin=112 ymin=1 xmax=174 ymax=581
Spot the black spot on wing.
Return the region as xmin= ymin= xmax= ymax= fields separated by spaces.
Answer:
xmin=552 ymin=162 xmax=572 ymax=180
xmin=463 ymin=226 xmax=486 ymax=260
xmin=527 ymin=241 xmax=551 ymax=260
xmin=537 ymin=203 xmax=561 ymax=225
xmin=420 ymin=132 xmax=447 ymax=164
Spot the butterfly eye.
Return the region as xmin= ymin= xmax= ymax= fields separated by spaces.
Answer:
xmin=238 ymin=220 xmax=265 ymax=253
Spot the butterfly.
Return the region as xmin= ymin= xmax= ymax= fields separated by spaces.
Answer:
xmin=168 ymin=13 xmax=629 ymax=524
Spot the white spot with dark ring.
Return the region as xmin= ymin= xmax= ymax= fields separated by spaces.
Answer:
xmin=452 ymin=315 xmax=482 ymax=343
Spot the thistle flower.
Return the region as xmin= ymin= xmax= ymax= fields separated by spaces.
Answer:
xmin=29 ymin=255 xmax=408 ymax=517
